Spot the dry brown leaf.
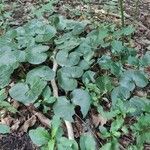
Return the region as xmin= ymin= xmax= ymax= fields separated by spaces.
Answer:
xmin=28 ymin=105 xmax=51 ymax=127
xmin=20 ymin=115 xmax=36 ymax=132
xmin=11 ymin=119 xmax=21 ymax=131
xmin=1 ymin=116 xmax=14 ymax=126
xmin=92 ymin=114 xmax=107 ymax=127
xmin=12 ymin=100 xmax=20 ymax=109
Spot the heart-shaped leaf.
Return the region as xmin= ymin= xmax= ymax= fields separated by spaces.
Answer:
xmin=82 ymin=71 xmax=95 ymax=84
xmin=0 ymin=65 xmax=14 ymax=88
xmin=80 ymin=133 xmax=96 ymax=150
xmin=26 ymin=45 xmax=49 ymax=64
xmin=0 ymin=50 xmax=17 ymax=67
xmin=0 ymin=89 xmax=7 ymax=101
xmin=35 ymin=25 xmax=56 ymax=43
xmin=126 ymin=96 xmax=150 ymax=116
xmin=26 ymin=66 xmax=55 ymax=83
xmin=120 ymin=70 xmax=148 ymax=91
xmin=57 ymin=66 xmax=83 ymax=91
xmin=72 ymin=20 xmax=89 ymax=35
xmin=9 ymin=78 xmax=46 ymax=105
xmin=56 ymin=37 xmax=81 ymax=52
xmin=0 ymin=124 xmax=10 ymax=134
xmin=29 ymin=127 xmax=50 ymax=146
xmin=111 ymin=86 xmax=131 ymax=106
xmin=56 ymin=51 xmax=80 ymax=67
xmin=140 ymin=51 xmax=150 ymax=66
xmin=53 ymin=96 xmax=75 ymax=121
xmin=111 ymin=40 xmax=124 ymax=53
xmin=57 ymin=137 xmax=78 ymax=150
xmin=71 ymin=89 xmax=91 ymax=117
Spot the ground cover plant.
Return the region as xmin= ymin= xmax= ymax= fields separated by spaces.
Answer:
xmin=0 ymin=0 xmax=150 ymax=149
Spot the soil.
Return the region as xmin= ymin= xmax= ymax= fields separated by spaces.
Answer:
xmin=0 ymin=133 xmax=37 ymax=150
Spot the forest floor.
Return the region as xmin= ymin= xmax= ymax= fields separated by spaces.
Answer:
xmin=0 ymin=0 xmax=150 ymax=150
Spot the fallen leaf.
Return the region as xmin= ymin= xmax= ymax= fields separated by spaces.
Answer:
xmin=1 ymin=116 xmax=14 ymax=126
xmin=20 ymin=115 xmax=36 ymax=132
xmin=92 ymin=114 xmax=107 ymax=127
xmin=11 ymin=119 xmax=21 ymax=131
xmin=28 ymin=105 xmax=51 ymax=127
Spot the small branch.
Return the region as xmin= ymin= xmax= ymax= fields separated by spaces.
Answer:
xmin=28 ymin=105 xmax=51 ymax=128
xmin=94 ymin=10 xmax=150 ymax=32
xmin=51 ymin=52 xmax=74 ymax=140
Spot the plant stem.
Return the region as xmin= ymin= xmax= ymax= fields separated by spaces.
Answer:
xmin=135 ymin=0 xmax=139 ymax=20
xmin=119 ymin=0 xmax=125 ymax=27
xmin=51 ymin=52 xmax=74 ymax=140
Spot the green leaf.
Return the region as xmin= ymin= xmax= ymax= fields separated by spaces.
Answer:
xmin=72 ymin=20 xmax=89 ymax=35
xmin=80 ymin=133 xmax=96 ymax=150
xmin=96 ymin=75 xmax=113 ymax=93
xmin=57 ymin=137 xmax=78 ymax=150
xmin=128 ymin=56 xmax=139 ymax=66
xmin=0 ymin=89 xmax=7 ymax=101
xmin=82 ymin=71 xmax=95 ymax=84
xmin=42 ymin=86 xmax=55 ymax=104
xmin=0 ymin=50 xmax=18 ymax=67
xmin=9 ymin=78 xmax=46 ymax=105
xmin=71 ymin=89 xmax=91 ymax=117
xmin=57 ymin=66 xmax=83 ymax=91
xmin=0 ymin=124 xmax=10 ymax=134
xmin=56 ymin=37 xmax=81 ymax=52
xmin=29 ymin=127 xmax=50 ymax=146
xmin=111 ymin=86 xmax=131 ymax=106
xmin=86 ymin=28 xmax=108 ymax=48
xmin=98 ymin=55 xmax=112 ymax=69
xmin=78 ymin=59 xmax=90 ymax=70
xmin=110 ymin=116 xmax=124 ymax=133
xmin=26 ymin=45 xmax=49 ymax=64
xmin=76 ymin=42 xmax=92 ymax=56
xmin=0 ymin=101 xmax=17 ymax=113
xmin=26 ymin=66 xmax=55 ymax=83
xmin=100 ymin=140 xmax=119 ymax=150
xmin=126 ymin=96 xmax=150 ymax=116
xmin=53 ymin=97 xmax=75 ymax=121
xmin=120 ymin=70 xmax=148 ymax=91
xmin=35 ymin=25 xmax=56 ymax=43
xmin=140 ymin=51 xmax=150 ymax=66
xmin=100 ymin=142 xmax=112 ymax=150
xmin=0 ymin=65 xmax=14 ymax=88
xmin=56 ymin=51 xmax=80 ymax=67
xmin=121 ymin=25 xmax=135 ymax=35
xmin=51 ymin=116 xmax=61 ymax=138
xmin=111 ymin=40 xmax=124 ymax=53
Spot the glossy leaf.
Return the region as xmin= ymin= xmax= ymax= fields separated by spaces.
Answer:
xmin=53 ymin=97 xmax=75 ymax=121
xmin=57 ymin=66 xmax=83 ymax=91
xmin=80 ymin=133 xmax=96 ymax=150
xmin=0 ymin=124 xmax=10 ymax=134
xmin=71 ymin=89 xmax=91 ymax=117
xmin=26 ymin=66 xmax=55 ymax=83
xmin=29 ymin=127 xmax=50 ymax=146
xmin=9 ymin=78 xmax=46 ymax=105
xmin=26 ymin=45 xmax=49 ymax=64
xmin=56 ymin=51 xmax=80 ymax=67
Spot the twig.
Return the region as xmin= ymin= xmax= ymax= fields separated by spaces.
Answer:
xmin=28 ymin=105 xmax=51 ymax=128
xmin=94 ymin=10 xmax=150 ymax=32
xmin=75 ymin=113 xmax=103 ymax=146
xmin=51 ymin=52 xmax=74 ymax=140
